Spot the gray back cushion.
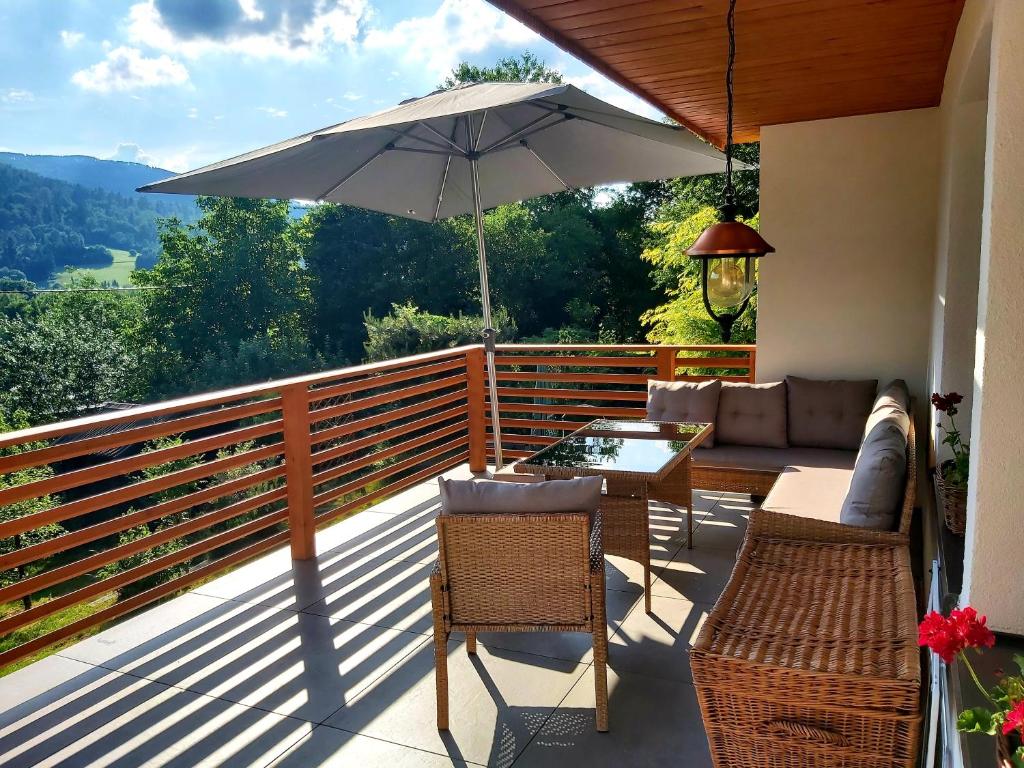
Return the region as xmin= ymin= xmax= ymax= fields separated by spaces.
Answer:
xmin=839 ymin=380 xmax=911 ymax=530
xmin=438 ymin=476 xmax=602 ymax=515
xmin=786 ymin=376 xmax=878 ymax=450
xmin=715 ymin=382 xmax=788 ymax=448
xmin=646 ymin=379 xmax=722 ymax=447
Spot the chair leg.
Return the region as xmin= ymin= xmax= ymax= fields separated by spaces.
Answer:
xmin=592 ymin=574 xmax=610 ymax=732
xmin=466 ymin=631 xmax=477 ymax=655
xmin=434 ymin=628 xmax=449 ymax=730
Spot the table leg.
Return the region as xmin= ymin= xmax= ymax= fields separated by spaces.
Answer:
xmin=685 ymin=457 xmax=694 ymax=550
xmin=601 ymin=477 xmax=653 ymax=614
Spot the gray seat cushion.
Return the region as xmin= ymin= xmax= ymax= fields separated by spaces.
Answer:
xmin=786 ymin=376 xmax=878 ymax=450
xmin=715 ymin=382 xmax=788 ymax=448
xmin=439 ymin=476 xmax=602 ymax=515
xmin=693 ymin=445 xmax=857 ymax=472
xmin=840 ymin=379 xmax=911 ymax=530
xmin=646 ymin=379 xmax=722 ymax=447
xmin=761 ymin=465 xmax=854 ymax=525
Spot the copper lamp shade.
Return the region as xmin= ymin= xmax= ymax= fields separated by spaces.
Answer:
xmin=686 ymin=219 xmax=775 ymax=258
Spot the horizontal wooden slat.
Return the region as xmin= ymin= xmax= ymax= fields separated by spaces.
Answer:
xmin=0 ymin=442 xmax=284 ymax=540
xmin=309 ymin=357 xmax=466 ymax=405
xmin=312 ymin=422 xmax=467 ymax=488
xmin=674 ymin=356 xmax=752 ymax=369
xmin=0 ymin=464 xmax=285 ymax=572
xmin=312 ymin=406 xmax=467 ymax=467
xmin=495 ymin=434 xmax=559 ymax=446
xmin=0 ymin=527 xmax=290 ymax=669
xmin=487 ymin=449 xmax=533 ymax=460
xmin=0 ymin=398 xmax=282 ymax=476
xmin=495 ymin=386 xmax=647 ymax=401
xmin=310 ymin=373 xmax=467 ymax=425
xmin=495 ymin=371 xmax=650 ymax=385
xmin=0 ymin=419 xmax=283 ymax=508
xmin=0 ymin=486 xmax=287 ymax=606
xmin=488 ymin=418 xmax=587 ymax=431
xmin=495 ymin=403 xmax=645 ymax=417
xmin=312 ymin=435 xmax=468 ymax=509
xmin=314 ymin=450 xmax=469 ymax=527
xmin=494 ymin=355 xmax=657 ymax=368
xmin=310 ymin=389 xmax=467 ymax=446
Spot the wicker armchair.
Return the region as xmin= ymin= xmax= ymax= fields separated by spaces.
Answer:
xmin=430 ymin=510 xmax=609 ymax=732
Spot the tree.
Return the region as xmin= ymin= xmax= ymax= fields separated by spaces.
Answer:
xmin=364 ymin=302 xmax=516 ymax=362
xmin=133 ymin=197 xmax=319 ymax=396
xmin=641 ymin=143 xmax=761 ymax=344
xmin=0 ymin=276 xmax=143 ymax=424
xmin=442 ymin=52 xmax=562 ymax=88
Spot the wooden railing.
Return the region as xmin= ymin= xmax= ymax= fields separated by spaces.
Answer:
xmin=0 ymin=342 xmax=753 ymax=668
xmin=487 ymin=344 xmax=756 ymax=461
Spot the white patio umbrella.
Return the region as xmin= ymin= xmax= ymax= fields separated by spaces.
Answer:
xmin=139 ymin=81 xmax=732 ymax=467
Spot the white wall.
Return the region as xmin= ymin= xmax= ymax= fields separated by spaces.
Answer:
xmin=757 ymin=109 xmax=940 ymax=400
xmin=961 ymin=0 xmax=1024 ymax=635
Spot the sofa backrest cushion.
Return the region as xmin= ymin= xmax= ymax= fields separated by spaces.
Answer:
xmin=646 ymin=379 xmax=722 ymax=447
xmin=786 ymin=376 xmax=878 ymax=450
xmin=839 ymin=380 xmax=912 ymax=530
xmin=715 ymin=382 xmax=788 ymax=448
xmin=439 ymin=476 xmax=602 ymax=515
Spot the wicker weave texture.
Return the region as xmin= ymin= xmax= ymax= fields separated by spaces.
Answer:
xmin=692 ymin=535 xmax=921 ymax=768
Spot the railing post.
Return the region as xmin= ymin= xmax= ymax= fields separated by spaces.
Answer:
xmin=466 ymin=346 xmax=487 ymax=473
xmin=747 ymin=348 xmax=757 ymax=382
xmin=281 ymin=383 xmax=316 ymax=560
xmin=656 ymin=347 xmax=677 ymax=382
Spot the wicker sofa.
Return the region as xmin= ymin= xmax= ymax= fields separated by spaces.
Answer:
xmin=647 ymin=376 xmax=916 ymax=544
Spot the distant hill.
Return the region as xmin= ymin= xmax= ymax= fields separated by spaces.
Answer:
xmin=0 ymin=152 xmax=196 ymax=219
xmin=0 ymin=162 xmax=188 ymax=283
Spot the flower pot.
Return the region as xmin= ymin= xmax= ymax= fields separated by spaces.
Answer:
xmin=998 ymin=731 xmax=1022 ymax=768
xmin=935 ymin=468 xmax=967 ymax=536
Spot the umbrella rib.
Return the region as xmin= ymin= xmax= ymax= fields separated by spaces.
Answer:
xmin=483 ymin=114 xmax=573 ymax=155
xmin=316 ymin=124 xmax=419 ymax=200
xmin=523 ymin=141 xmax=570 ymax=191
xmin=478 ymin=111 xmax=565 ymax=155
xmin=417 ymin=123 xmax=468 ymax=156
xmin=432 ymin=121 xmax=459 ymax=222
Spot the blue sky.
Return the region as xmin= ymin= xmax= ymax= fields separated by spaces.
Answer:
xmin=0 ymin=0 xmax=662 ymax=173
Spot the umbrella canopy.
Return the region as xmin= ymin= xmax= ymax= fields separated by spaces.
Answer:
xmin=140 ymin=82 xmax=729 ymax=218
xmin=139 ymin=81 xmax=734 ymax=468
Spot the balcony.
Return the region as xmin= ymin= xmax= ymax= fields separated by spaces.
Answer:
xmin=0 ymin=344 xmax=755 ymax=767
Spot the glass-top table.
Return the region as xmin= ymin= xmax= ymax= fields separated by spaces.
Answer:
xmin=514 ymin=419 xmax=714 ymax=615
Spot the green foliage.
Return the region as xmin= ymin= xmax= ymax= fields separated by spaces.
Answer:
xmin=364 ymin=302 xmax=516 ymax=362
xmin=957 ymin=707 xmax=997 ymax=735
xmin=133 ymin=196 xmax=320 ymax=396
xmin=0 ymin=162 xmax=170 ymax=282
xmin=0 ymin=275 xmax=143 ymax=424
xmin=641 ymin=206 xmax=759 ymax=345
xmin=442 ymin=52 xmax=562 ymax=88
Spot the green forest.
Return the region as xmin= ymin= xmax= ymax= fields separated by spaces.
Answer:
xmin=0 ymin=54 xmax=760 ymax=431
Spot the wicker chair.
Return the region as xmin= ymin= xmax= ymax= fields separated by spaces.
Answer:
xmin=430 ymin=510 xmax=609 ymax=732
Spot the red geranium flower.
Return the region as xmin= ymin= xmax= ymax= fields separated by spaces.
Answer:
xmin=952 ymin=606 xmax=996 ymax=650
xmin=1003 ymin=700 xmax=1024 ymax=737
xmin=931 ymin=392 xmax=964 ymax=412
xmin=918 ymin=607 xmax=995 ymax=664
xmin=919 ymin=610 xmax=963 ymax=663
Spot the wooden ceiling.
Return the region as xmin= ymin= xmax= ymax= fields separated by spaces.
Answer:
xmin=487 ymin=0 xmax=966 ymax=146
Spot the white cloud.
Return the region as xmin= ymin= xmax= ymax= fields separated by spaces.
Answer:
xmin=342 ymin=91 xmax=362 ymax=101
xmin=71 ymin=46 xmax=189 ymax=92
xmin=1 ymin=88 xmax=34 ymax=104
xmin=108 ymin=142 xmax=155 ymax=165
xmin=127 ymin=0 xmax=368 ymax=60
xmin=257 ymin=106 xmax=288 ymax=118
xmin=363 ymin=0 xmax=538 ymax=79
xmin=187 ymin=106 xmax=199 ymax=119
xmin=60 ymin=30 xmax=85 ymax=48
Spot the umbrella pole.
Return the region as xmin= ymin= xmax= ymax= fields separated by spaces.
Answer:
xmin=469 ymin=153 xmax=504 ymax=470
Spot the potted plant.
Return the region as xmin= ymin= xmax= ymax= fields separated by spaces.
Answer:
xmin=919 ymin=606 xmax=1024 ymax=766
xmin=932 ymin=391 xmax=970 ymax=535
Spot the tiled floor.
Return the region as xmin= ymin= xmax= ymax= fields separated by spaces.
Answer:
xmin=0 ymin=466 xmax=751 ymax=768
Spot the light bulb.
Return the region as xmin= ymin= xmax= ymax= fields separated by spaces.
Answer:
xmin=706 ymin=257 xmax=754 ymax=309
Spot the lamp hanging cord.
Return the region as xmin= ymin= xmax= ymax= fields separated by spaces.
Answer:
xmin=723 ymin=0 xmax=737 ymax=214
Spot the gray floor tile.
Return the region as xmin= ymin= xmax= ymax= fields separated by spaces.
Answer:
xmin=607 ymin=595 xmax=712 ymax=682
xmin=325 ymin=641 xmax=587 ymax=767
xmin=650 ymin=547 xmax=738 ymax=605
xmin=269 ymin=725 xmax=478 ymax=767
xmin=512 ymin=667 xmax=712 ymax=767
